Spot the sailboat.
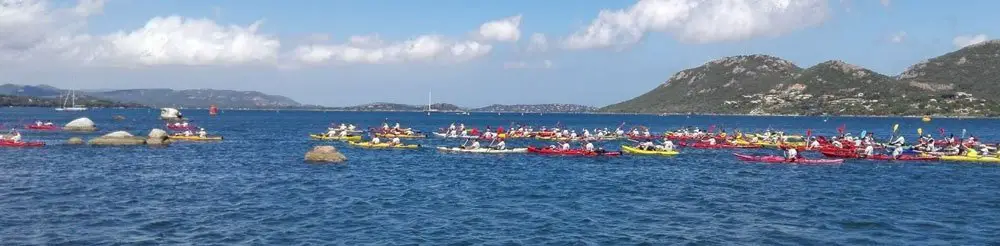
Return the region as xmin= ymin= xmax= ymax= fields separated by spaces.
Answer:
xmin=425 ymin=90 xmax=438 ymax=115
xmin=55 ymin=90 xmax=87 ymax=111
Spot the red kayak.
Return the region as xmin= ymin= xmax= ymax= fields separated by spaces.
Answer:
xmin=679 ymin=142 xmax=760 ymax=149
xmin=25 ymin=125 xmax=59 ymax=130
xmin=733 ymin=153 xmax=843 ymax=164
xmin=0 ymin=140 xmax=45 ymax=147
xmin=527 ymin=146 xmax=622 ymax=156
xmin=166 ymin=124 xmax=195 ymax=131
xmin=820 ymin=149 xmax=939 ymax=161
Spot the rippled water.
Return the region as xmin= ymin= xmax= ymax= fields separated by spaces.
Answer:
xmin=2 ymin=108 xmax=999 ymax=244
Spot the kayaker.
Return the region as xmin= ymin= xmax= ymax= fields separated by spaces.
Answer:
xmin=382 ymin=123 xmax=390 ymax=130
xmin=583 ymin=129 xmax=591 ymax=138
xmin=809 ymin=138 xmax=821 ymax=150
xmin=198 ymin=128 xmax=208 ymax=138
xmin=7 ymin=131 xmax=22 ymax=142
xmin=43 ymin=121 xmax=53 ymax=126
xmin=980 ymin=145 xmax=990 ymax=156
xmin=890 ymin=135 xmax=905 ymax=145
xmin=785 ymin=146 xmax=798 ymax=162
xmin=449 ymin=123 xmax=456 ymax=131
xmin=493 ymin=138 xmax=506 ymax=150
xmin=338 ymin=130 xmax=349 ymax=137
xmin=584 ymin=141 xmax=595 ymax=151
xmin=391 ymin=137 xmax=401 ymax=146
xmin=183 ymin=130 xmax=194 ymax=136
xmin=570 ymin=130 xmax=578 ymax=139
xmin=393 ymin=122 xmax=401 ymax=130
xmin=966 ymin=146 xmax=979 ymax=157
xmin=372 ymin=136 xmax=382 ymax=144
xmin=661 ymin=140 xmax=675 ymax=151
xmin=34 ymin=121 xmax=43 ymax=126
xmin=615 ymin=128 xmax=625 ymax=136
xmin=348 ymin=124 xmax=356 ymax=131
xmin=705 ymin=137 xmax=717 ymax=146
xmin=326 ymin=128 xmax=338 ymax=137
xmin=719 ymin=130 xmax=727 ymax=138
xmin=862 ymin=144 xmax=874 ymax=157
xmin=640 ymin=141 xmax=655 ymax=150
xmin=468 ymin=141 xmax=481 ymax=149
xmin=831 ymin=137 xmax=844 ymax=148
xmin=560 ymin=141 xmax=571 ymax=150
xmin=891 ymin=144 xmax=904 ymax=159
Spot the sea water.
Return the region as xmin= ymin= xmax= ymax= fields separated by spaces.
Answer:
xmin=1 ymin=108 xmax=998 ymax=244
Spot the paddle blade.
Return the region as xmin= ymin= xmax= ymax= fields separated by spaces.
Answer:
xmin=917 ymin=128 xmax=923 ymax=136
xmin=893 ymin=124 xmax=899 ymax=133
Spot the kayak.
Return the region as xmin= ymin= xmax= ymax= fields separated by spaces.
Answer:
xmin=309 ymin=134 xmax=362 ymax=141
xmin=374 ymin=133 xmax=427 ymax=138
xmin=0 ymin=140 xmax=45 ymax=147
xmin=526 ymin=146 xmax=622 ymax=156
xmin=819 ymin=149 xmax=938 ymax=161
xmin=621 ymin=145 xmax=679 ymax=156
xmin=733 ymin=153 xmax=843 ymax=164
xmin=939 ymin=155 xmax=1000 ymax=163
xmin=25 ymin=125 xmax=59 ymax=130
xmin=166 ymin=125 xmax=195 ymax=131
xmin=680 ymin=142 xmax=760 ymax=149
xmin=436 ymin=147 xmax=528 ymax=153
xmin=169 ymin=135 xmax=224 ymax=141
xmin=348 ymin=141 xmax=420 ymax=149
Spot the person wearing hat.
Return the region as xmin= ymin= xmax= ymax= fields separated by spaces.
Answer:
xmin=198 ymin=128 xmax=208 ymax=138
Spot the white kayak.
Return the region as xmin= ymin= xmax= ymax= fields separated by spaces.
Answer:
xmin=436 ymin=147 xmax=528 ymax=153
xmin=433 ymin=132 xmax=479 ymax=139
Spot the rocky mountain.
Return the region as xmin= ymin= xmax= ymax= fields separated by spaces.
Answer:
xmin=472 ymin=104 xmax=597 ymax=113
xmin=0 ymin=84 xmax=304 ymax=109
xmin=90 ymin=89 xmax=302 ymax=108
xmin=0 ymin=94 xmax=144 ymax=108
xmin=603 ymin=43 xmax=1000 ymax=116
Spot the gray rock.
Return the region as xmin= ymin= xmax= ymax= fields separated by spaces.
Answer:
xmin=67 ymin=137 xmax=84 ymax=145
xmin=304 ymin=146 xmax=347 ymax=163
xmin=88 ymin=131 xmax=146 ymax=146
xmin=112 ymin=115 xmax=126 ymax=121
xmin=64 ymin=117 xmax=97 ymax=132
xmin=148 ymin=129 xmax=168 ymax=139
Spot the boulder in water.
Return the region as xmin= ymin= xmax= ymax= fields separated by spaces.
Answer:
xmin=88 ymin=131 xmax=146 ymax=146
xmin=64 ymin=117 xmax=97 ymax=132
xmin=112 ymin=115 xmax=126 ymax=121
xmin=147 ymin=129 xmax=170 ymax=145
xmin=304 ymin=146 xmax=347 ymax=163
xmin=67 ymin=137 xmax=84 ymax=145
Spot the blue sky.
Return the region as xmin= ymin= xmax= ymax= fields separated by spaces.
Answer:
xmin=0 ymin=0 xmax=996 ymax=107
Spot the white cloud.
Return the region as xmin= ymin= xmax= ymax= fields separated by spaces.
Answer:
xmin=1 ymin=0 xmax=280 ymax=66
xmin=880 ymin=0 xmax=890 ymax=7
xmin=563 ymin=0 xmax=829 ymax=49
xmin=953 ymin=34 xmax=988 ymax=48
xmin=294 ymin=35 xmax=492 ymax=64
xmin=93 ymin=16 xmax=281 ymax=66
xmin=889 ymin=31 xmax=906 ymax=43
xmin=477 ymin=15 xmax=522 ymax=42
xmin=503 ymin=59 xmax=553 ymax=69
xmin=527 ymin=33 xmax=548 ymax=52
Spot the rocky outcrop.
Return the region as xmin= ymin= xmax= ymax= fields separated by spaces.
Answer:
xmin=88 ymin=131 xmax=146 ymax=146
xmin=146 ymin=129 xmax=170 ymax=145
xmin=304 ymin=146 xmax=347 ymax=163
xmin=64 ymin=117 xmax=97 ymax=132
xmin=112 ymin=115 xmax=126 ymax=121
xmin=66 ymin=137 xmax=84 ymax=145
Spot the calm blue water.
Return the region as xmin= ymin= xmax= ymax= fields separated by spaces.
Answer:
xmin=1 ymin=108 xmax=999 ymax=244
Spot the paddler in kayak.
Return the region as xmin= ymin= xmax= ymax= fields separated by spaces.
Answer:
xmin=466 ymin=140 xmax=481 ymax=150
xmin=704 ymin=137 xmax=718 ymax=146
xmin=198 ymin=128 xmax=208 ymax=138
xmin=890 ymin=135 xmax=906 ymax=146
xmin=636 ymin=141 xmax=655 ymax=151
xmin=559 ymin=141 xmax=571 ymax=150
xmin=584 ymin=141 xmax=595 ymax=151
xmin=861 ymin=144 xmax=875 ymax=157
xmin=784 ymin=146 xmax=799 ymax=162
xmin=182 ymin=129 xmax=194 ymax=136
xmin=326 ymin=128 xmax=338 ymax=137
xmin=891 ymin=144 xmax=904 ymax=160
xmin=4 ymin=130 xmax=22 ymax=142
xmin=492 ymin=138 xmax=506 ymax=150
xmin=449 ymin=123 xmax=456 ymax=131
xmin=808 ymin=137 xmax=821 ymax=150
xmin=372 ymin=136 xmax=382 ymax=144
xmin=390 ymin=136 xmax=402 ymax=146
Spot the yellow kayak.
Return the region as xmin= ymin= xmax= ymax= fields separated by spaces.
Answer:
xmin=348 ymin=141 xmax=420 ymax=149
xmin=939 ymin=155 xmax=1000 ymax=163
xmin=621 ymin=145 xmax=679 ymax=156
xmin=309 ymin=134 xmax=362 ymax=141
xmin=170 ymin=135 xmax=223 ymax=141
xmin=374 ymin=133 xmax=427 ymax=138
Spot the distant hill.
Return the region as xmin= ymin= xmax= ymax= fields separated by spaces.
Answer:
xmin=0 ymin=84 xmax=304 ymax=109
xmin=602 ymin=43 xmax=1000 ymax=116
xmin=472 ymin=104 xmax=597 ymax=113
xmin=90 ymin=89 xmax=302 ymax=108
xmin=0 ymin=94 xmax=143 ymax=108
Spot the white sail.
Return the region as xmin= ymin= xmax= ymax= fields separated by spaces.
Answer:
xmin=56 ymin=90 xmax=87 ymax=111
